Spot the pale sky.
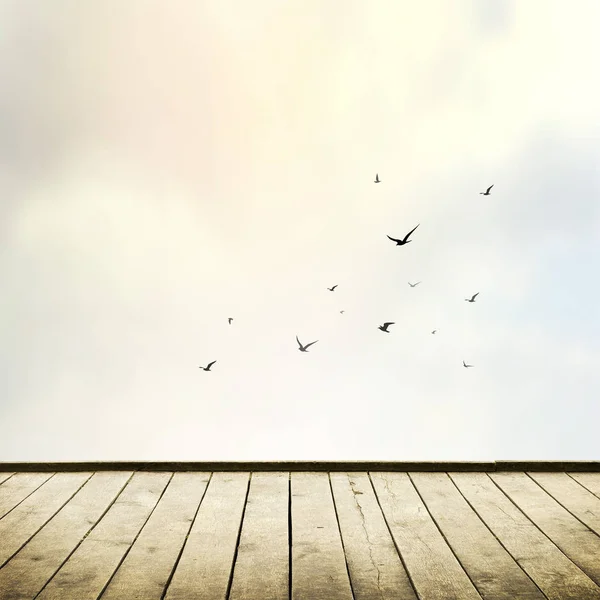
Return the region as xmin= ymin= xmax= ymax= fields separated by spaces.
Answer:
xmin=1 ymin=0 xmax=599 ymax=461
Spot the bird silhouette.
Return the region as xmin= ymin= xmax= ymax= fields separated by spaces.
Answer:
xmin=199 ymin=360 xmax=216 ymax=371
xmin=387 ymin=224 xmax=420 ymax=246
xmin=340 ymin=310 xmax=345 ymax=314
xmin=431 ymin=330 xmax=437 ymax=334
xmin=463 ymin=360 xmax=473 ymax=368
xmin=374 ymin=173 xmax=381 ymax=183
xmin=465 ymin=292 xmax=479 ymax=303
xmin=378 ymin=322 xmax=394 ymax=333
xmin=408 ymin=281 xmax=421 ymax=288
xmin=228 ymin=318 xmax=233 ymax=324
xmin=480 ymin=185 xmax=494 ymax=195
xmin=327 ymin=285 xmax=338 ymax=291
xmin=296 ymin=336 xmax=318 ymax=352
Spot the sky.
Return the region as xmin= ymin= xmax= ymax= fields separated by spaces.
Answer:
xmin=1 ymin=0 xmax=599 ymax=461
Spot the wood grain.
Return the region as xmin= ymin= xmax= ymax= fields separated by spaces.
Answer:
xmin=291 ymin=472 xmax=353 ymax=600
xmin=0 ymin=473 xmax=91 ymax=567
xmin=0 ymin=471 xmax=132 ymax=600
xmin=491 ymin=471 xmax=600 ymax=586
xmin=101 ymin=472 xmax=210 ymax=600
xmin=36 ymin=471 xmax=171 ymax=600
xmin=451 ymin=472 xmax=600 ymax=600
xmin=164 ymin=472 xmax=249 ymax=600
xmin=370 ymin=472 xmax=482 ymax=600
xmin=229 ymin=472 xmax=289 ymax=600
xmin=330 ymin=472 xmax=417 ymax=599
xmin=410 ymin=471 xmax=544 ymax=599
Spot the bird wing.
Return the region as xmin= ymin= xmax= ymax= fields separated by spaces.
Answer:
xmin=296 ymin=335 xmax=302 ymax=348
xmin=304 ymin=340 xmax=318 ymax=349
xmin=463 ymin=361 xmax=467 ymax=366
xmin=403 ymin=224 xmax=420 ymax=242
xmin=487 ymin=185 xmax=494 ymax=193
xmin=473 ymin=292 xmax=479 ymax=300
xmin=383 ymin=322 xmax=394 ymax=327
xmin=207 ymin=360 xmax=216 ymax=369
xmin=387 ymin=235 xmax=401 ymax=243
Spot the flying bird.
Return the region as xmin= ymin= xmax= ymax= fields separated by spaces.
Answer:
xmin=199 ymin=360 xmax=216 ymax=371
xmin=431 ymin=330 xmax=437 ymax=334
xmin=463 ymin=360 xmax=473 ymax=368
xmin=480 ymin=185 xmax=494 ymax=195
xmin=327 ymin=285 xmax=338 ymax=291
xmin=374 ymin=173 xmax=381 ymax=183
xmin=340 ymin=310 xmax=345 ymax=314
xmin=387 ymin=224 xmax=420 ymax=246
xmin=465 ymin=292 xmax=479 ymax=303
xmin=378 ymin=322 xmax=394 ymax=333
xmin=296 ymin=336 xmax=318 ymax=352
xmin=408 ymin=281 xmax=421 ymax=288
xmin=228 ymin=318 xmax=233 ymax=324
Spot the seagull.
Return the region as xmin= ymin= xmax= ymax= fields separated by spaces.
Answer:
xmin=228 ymin=318 xmax=233 ymax=324
xmin=463 ymin=360 xmax=473 ymax=368
xmin=480 ymin=185 xmax=494 ymax=196
xmin=374 ymin=173 xmax=381 ymax=183
xmin=340 ymin=310 xmax=345 ymax=314
xmin=378 ymin=322 xmax=394 ymax=333
xmin=199 ymin=360 xmax=216 ymax=371
xmin=465 ymin=292 xmax=479 ymax=303
xmin=387 ymin=224 xmax=420 ymax=246
xmin=408 ymin=281 xmax=421 ymax=288
xmin=431 ymin=330 xmax=437 ymax=334
xmin=327 ymin=285 xmax=338 ymax=292
xmin=296 ymin=336 xmax=318 ymax=352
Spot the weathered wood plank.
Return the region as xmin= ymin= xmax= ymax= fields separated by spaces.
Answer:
xmin=529 ymin=472 xmax=600 ymax=536
xmin=100 ymin=472 xmax=210 ymax=600
xmin=0 ymin=471 xmax=132 ymax=600
xmin=491 ymin=471 xmax=600 ymax=586
xmin=0 ymin=473 xmax=54 ymax=519
xmin=370 ymin=472 xmax=481 ymax=600
xmin=0 ymin=473 xmax=91 ymax=567
xmin=450 ymin=472 xmax=600 ymax=600
xmin=570 ymin=473 xmax=600 ymax=499
xmin=35 ymin=471 xmax=171 ymax=600
xmin=3 ymin=461 xmax=600 ymax=472
xmin=329 ymin=472 xmax=417 ymax=599
xmin=229 ymin=472 xmax=289 ymax=600
xmin=290 ymin=472 xmax=353 ymax=600
xmin=410 ymin=472 xmax=544 ymax=599
xmin=164 ymin=472 xmax=249 ymax=600
xmin=0 ymin=473 xmax=14 ymax=486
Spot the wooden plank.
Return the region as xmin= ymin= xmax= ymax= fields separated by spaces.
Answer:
xmin=0 ymin=473 xmax=91 ymax=567
xmin=0 ymin=461 xmax=497 ymax=472
xmin=229 ymin=472 xmax=289 ymax=600
xmin=329 ymin=472 xmax=417 ymax=599
xmin=370 ymin=472 xmax=482 ymax=600
xmin=410 ymin=472 xmax=544 ymax=599
xmin=100 ymin=472 xmax=210 ymax=600
xmin=164 ymin=472 xmax=249 ymax=600
xmin=570 ymin=473 xmax=600 ymax=499
xmin=2 ymin=461 xmax=600 ymax=472
xmin=0 ymin=473 xmax=54 ymax=519
xmin=529 ymin=472 xmax=600 ymax=536
xmin=290 ymin=472 xmax=353 ymax=600
xmin=36 ymin=471 xmax=171 ymax=600
xmin=450 ymin=472 xmax=600 ymax=600
xmin=0 ymin=471 xmax=132 ymax=600
xmin=491 ymin=471 xmax=600 ymax=586
xmin=0 ymin=473 xmax=14 ymax=485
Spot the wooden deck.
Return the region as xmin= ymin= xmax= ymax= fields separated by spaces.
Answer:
xmin=0 ymin=463 xmax=599 ymax=599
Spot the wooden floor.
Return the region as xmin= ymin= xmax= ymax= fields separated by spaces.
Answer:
xmin=1 ymin=466 xmax=600 ymax=599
